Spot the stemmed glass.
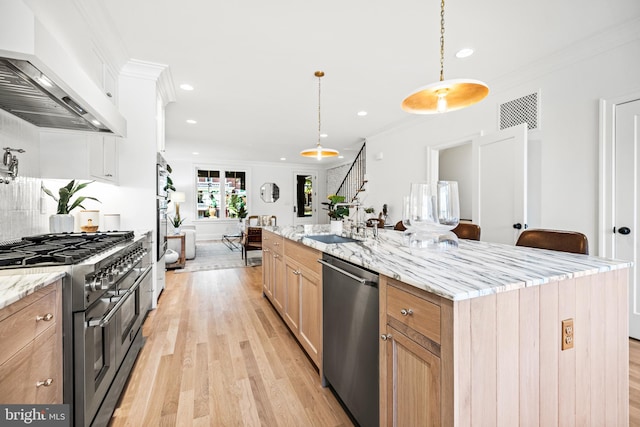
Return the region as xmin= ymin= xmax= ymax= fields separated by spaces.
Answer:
xmin=405 ymin=181 xmax=460 ymax=250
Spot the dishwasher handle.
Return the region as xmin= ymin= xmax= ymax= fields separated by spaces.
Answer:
xmin=317 ymin=258 xmax=371 ymax=285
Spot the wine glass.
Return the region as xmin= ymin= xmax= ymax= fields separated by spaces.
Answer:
xmin=435 ymin=181 xmax=460 ymax=231
xmin=408 ymin=182 xmax=438 ymax=231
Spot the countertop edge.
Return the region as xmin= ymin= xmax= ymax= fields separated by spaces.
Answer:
xmin=264 ymin=226 xmax=632 ymax=302
xmin=0 ymin=271 xmax=66 ymax=310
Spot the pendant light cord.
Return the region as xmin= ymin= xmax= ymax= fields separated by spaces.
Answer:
xmin=317 ymin=74 xmax=322 ymax=146
xmin=439 ymin=0 xmax=445 ymax=82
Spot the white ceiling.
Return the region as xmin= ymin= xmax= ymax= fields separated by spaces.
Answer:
xmin=38 ymin=0 xmax=640 ymax=165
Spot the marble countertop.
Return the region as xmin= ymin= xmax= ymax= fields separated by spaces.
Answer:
xmin=0 ymin=271 xmax=66 ymax=310
xmin=267 ymin=225 xmax=631 ymax=301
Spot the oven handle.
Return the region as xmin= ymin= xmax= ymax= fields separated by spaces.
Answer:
xmin=88 ymin=265 xmax=151 ymax=327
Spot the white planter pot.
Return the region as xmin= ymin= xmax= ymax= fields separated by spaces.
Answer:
xmin=330 ymin=220 xmax=343 ymax=234
xmin=49 ymin=214 xmax=74 ymax=233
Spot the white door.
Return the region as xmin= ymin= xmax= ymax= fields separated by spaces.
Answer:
xmin=472 ymin=123 xmax=528 ymax=244
xmin=293 ymin=172 xmax=317 ymax=225
xmin=613 ymin=99 xmax=640 ymax=338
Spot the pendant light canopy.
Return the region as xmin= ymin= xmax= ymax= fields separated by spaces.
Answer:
xmin=401 ymin=0 xmax=489 ymax=114
xmin=300 ymin=71 xmax=339 ymax=160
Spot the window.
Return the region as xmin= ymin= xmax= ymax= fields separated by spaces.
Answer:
xmin=196 ymin=168 xmax=247 ymax=219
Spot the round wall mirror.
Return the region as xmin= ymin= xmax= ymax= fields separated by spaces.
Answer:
xmin=260 ymin=182 xmax=280 ymax=203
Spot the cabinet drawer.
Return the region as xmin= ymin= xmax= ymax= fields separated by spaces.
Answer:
xmin=284 ymin=240 xmax=321 ymax=276
xmin=263 ymin=231 xmax=283 ymax=255
xmin=387 ymin=284 xmax=440 ymax=345
xmin=0 ymin=288 xmax=58 ymax=366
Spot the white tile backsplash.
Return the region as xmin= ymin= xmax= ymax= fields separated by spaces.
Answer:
xmin=0 ymin=110 xmax=47 ymax=242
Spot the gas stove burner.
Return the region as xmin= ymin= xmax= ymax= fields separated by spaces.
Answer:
xmin=43 ymin=237 xmax=88 ymax=246
xmin=19 ymin=244 xmax=64 ymax=255
xmin=54 ymin=248 xmax=94 ymax=261
xmin=24 ymin=254 xmax=71 ymax=265
xmin=0 ymin=230 xmax=136 ymax=269
xmin=0 ymin=252 xmax=25 ymax=267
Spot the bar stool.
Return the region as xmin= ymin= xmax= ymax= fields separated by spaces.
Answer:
xmin=515 ymin=229 xmax=589 ymax=254
xmin=452 ymin=223 xmax=481 ymax=241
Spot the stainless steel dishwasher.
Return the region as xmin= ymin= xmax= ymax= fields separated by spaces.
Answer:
xmin=320 ymin=253 xmax=379 ymax=427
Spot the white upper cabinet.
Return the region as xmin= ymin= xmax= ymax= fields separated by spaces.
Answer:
xmin=40 ymin=131 xmax=119 ymax=185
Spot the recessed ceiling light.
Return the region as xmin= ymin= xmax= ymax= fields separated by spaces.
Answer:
xmin=91 ymin=119 xmax=101 ymax=126
xmin=338 ymin=155 xmax=344 ymax=159
xmin=455 ymin=48 xmax=474 ymax=58
xmin=192 ymin=152 xmax=199 ymax=155
xmin=180 ymin=83 xmax=194 ymax=91
xmin=357 ymin=111 xmax=368 ymax=116
xmin=320 ymin=133 xmax=328 ymax=138
xmin=280 ymin=157 xmax=286 ymax=161
xmin=186 ymin=119 xmax=197 ymax=124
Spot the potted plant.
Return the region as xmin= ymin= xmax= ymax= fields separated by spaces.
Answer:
xmin=43 ymin=180 xmax=100 ymax=233
xmin=228 ymin=193 xmax=248 ymax=220
xmin=324 ymin=194 xmax=349 ymax=233
xmin=168 ymin=214 xmax=185 ymax=234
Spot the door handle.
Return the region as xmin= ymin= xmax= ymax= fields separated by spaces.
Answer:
xmin=616 ymin=226 xmax=631 ymax=235
xmin=513 ymin=223 xmax=522 ymax=229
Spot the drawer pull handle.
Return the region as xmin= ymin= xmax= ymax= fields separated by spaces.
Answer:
xmin=380 ymin=334 xmax=392 ymax=341
xmin=36 ymin=378 xmax=53 ymax=387
xmin=36 ymin=313 xmax=54 ymax=322
xmin=400 ymin=309 xmax=413 ymax=316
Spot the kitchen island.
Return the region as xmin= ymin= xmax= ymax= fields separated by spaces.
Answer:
xmin=266 ymin=225 xmax=631 ymax=427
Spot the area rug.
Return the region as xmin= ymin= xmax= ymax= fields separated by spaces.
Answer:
xmin=173 ymin=240 xmax=262 ymax=273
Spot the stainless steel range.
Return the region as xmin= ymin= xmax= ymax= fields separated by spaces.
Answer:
xmin=0 ymin=231 xmax=153 ymax=427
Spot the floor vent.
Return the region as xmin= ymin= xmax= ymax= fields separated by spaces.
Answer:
xmin=499 ymin=92 xmax=539 ymax=131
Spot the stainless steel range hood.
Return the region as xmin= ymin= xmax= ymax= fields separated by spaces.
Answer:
xmin=0 ymin=57 xmax=112 ymax=133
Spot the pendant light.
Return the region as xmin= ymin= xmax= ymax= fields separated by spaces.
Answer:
xmin=300 ymin=71 xmax=339 ymax=160
xmin=401 ymin=0 xmax=489 ymax=114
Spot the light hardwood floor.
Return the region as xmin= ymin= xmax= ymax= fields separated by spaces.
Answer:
xmin=110 ymin=265 xmax=640 ymax=426
xmin=110 ymin=267 xmax=353 ymax=426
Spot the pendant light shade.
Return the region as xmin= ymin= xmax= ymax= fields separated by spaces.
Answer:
xmin=402 ymin=0 xmax=489 ymax=114
xmin=300 ymin=71 xmax=339 ymax=160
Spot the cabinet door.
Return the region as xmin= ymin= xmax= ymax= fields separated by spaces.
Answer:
xmin=385 ymin=326 xmax=441 ymax=427
xmin=299 ymin=267 xmax=321 ymax=364
xmin=272 ymin=254 xmax=285 ymax=313
xmin=89 ymin=136 xmax=118 ymax=183
xmin=262 ymin=249 xmax=273 ymax=298
xmin=283 ymin=260 xmax=300 ymax=333
xmin=102 ymin=136 xmax=117 ymax=179
xmin=33 ymin=325 xmax=62 ymax=404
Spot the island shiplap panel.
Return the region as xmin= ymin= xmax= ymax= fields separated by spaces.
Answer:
xmin=453 ymin=269 xmax=630 ymax=426
xmin=539 ymin=281 xmax=559 ymax=426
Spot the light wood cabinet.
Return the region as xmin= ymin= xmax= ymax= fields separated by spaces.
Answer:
xmin=0 ymin=280 xmax=63 ymax=404
xmin=380 ymin=276 xmax=446 ymax=427
xmin=262 ymin=230 xmax=284 ymax=306
xmin=261 ymin=231 xmax=322 ymax=368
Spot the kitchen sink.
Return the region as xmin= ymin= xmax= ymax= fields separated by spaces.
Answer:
xmin=305 ymin=234 xmax=361 ymax=244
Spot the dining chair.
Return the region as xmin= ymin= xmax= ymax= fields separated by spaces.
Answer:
xmin=452 ymin=223 xmax=481 ymax=240
xmin=247 ymin=215 xmax=260 ymax=226
xmin=242 ymin=227 xmax=263 ymax=265
xmin=515 ymin=228 xmax=589 ymax=255
xmin=366 ymin=218 xmax=385 ymax=228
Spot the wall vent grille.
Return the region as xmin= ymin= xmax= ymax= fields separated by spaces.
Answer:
xmin=499 ymin=92 xmax=539 ymax=131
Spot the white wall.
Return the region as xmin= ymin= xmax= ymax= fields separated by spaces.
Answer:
xmin=365 ymin=31 xmax=640 ymax=253
xmin=164 ymin=157 xmax=327 ymax=240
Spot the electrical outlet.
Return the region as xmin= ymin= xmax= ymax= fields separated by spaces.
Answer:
xmin=562 ymin=318 xmax=574 ymax=350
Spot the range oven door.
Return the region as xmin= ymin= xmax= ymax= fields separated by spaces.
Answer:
xmin=75 ymin=297 xmax=118 ymax=427
xmin=115 ymin=265 xmax=151 ymax=364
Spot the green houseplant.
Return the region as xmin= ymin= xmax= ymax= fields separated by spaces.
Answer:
xmin=227 ymin=193 xmax=248 ymax=219
xmin=43 ymin=180 xmax=100 ymax=232
xmin=325 ymin=194 xmax=349 ymax=220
